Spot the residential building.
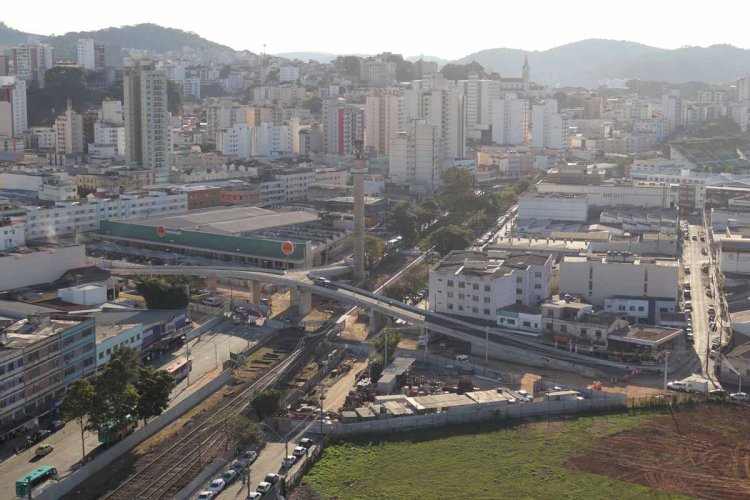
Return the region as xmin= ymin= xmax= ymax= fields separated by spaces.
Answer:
xmin=603 ymin=296 xmax=678 ymax=324
xmin=559 ymin=253 xmax=679 ymax=307
xmin=0 ymin=220 xmax=25 ymax=251
xmin=389 ymin=119 xmax=441 ymax=193
xmin=279 ymin=66 xmax=300 ymax=83
xmin=54 ymin=100 xmax=84 ymax=156
xmin=429 ymin=251 xmax=553 ymax=322
xmin=59 ymin=316 xmax=97 ymax=385
xmin=0 ymin=76 xmax=27 ymax=137
xmin=314 ymin=168 xmax=347 ymax=186
xmin=541 ymin=298 xmax=626 ymax=348
xmin=92 ymin=121 xmax=126 ymax=157
xmin=719 ymin=237 xmax=750 ymax=275
xmin=255 ymin=123 xmax=293 ymax=156
xmin=124 ymin=60 xmax=170 ymax=182
xmin=365 ymin=88 xmax=403 ymax=156
xmin=531 ymin=100 xmax=568 ymax=149
xmin=661 ymin=89 xmax=682 ymax=134
xmin=95 ymin=323 xmax=144 ymax=367
xmin=101 ymin=99 xmax=123 ymax=125
xmin=491 ymin=93 xmax=529 ymax=146
xmin=182 ymin=77 xmax=201 ymax=99
xmin=496 ymin=304 xmax=542 ymax=333
xmin=76 ymin=39 xmax=104 ymax=71
xmin=25 ymin=126 xmax=55 ymax=150
xmin=322 ymin=98 xmax=364 ymax=155
xmin=217 ymin=123 xmax=254 ymax=159
xmin=360 ymin=58 xmax=396 ymax=85
xmin=12 ymin=43 xmax=54 ymax=86
xmin=517 ymin=194 xmax=588 ymax=221
xmin=737 ymin=76 xmax=750 ymax=102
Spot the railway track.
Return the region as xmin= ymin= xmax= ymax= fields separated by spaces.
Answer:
xmin=102 ymin=338 xmax=308 ymax=500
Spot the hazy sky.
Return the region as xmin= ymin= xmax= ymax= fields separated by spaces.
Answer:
xmin=4 ymin=0 xmax=748 ymax=59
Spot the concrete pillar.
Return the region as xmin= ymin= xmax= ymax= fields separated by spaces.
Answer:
xmin=248 ymin=280 xmax=262 ymax=303
xmin=368 ymin=310 xmax=386 ymax=334
xmin=292 ymin=288 xmax=312 ymax=316
xmin=352 ymin=141 xmax=367 ymax=282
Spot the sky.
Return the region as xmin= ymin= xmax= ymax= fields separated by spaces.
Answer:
xmin=3 ymin=0 xmax=749 ymax=60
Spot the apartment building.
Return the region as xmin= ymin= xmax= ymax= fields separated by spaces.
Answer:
xmin=491 ymin=93 xmax=529 ymax=146
xmin=389 ymin=119 xmax=441 ymax=193
xmin=0 ymin=76 xmax=27 ymax=137
xmin=365 ymin=88 xmax=403 ymax=156
xmin=531 ymin=100 xmax=568 ymax=149
xmin=429 ymin=251 xmax=553 ymax=322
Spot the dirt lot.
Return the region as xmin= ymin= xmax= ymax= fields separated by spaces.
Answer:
xmin=566 ymin=403 xmax=750 ymax=499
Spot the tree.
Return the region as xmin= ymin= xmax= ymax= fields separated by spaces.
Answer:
xmin=389 ymin=203 xmax=418 ymax=244
xmin=134 ymin=367 xmax=174 ymax=424
xmin=419 ymin=196 xmax=442 ymax=214
xmin=428 ymin=225 xmax=473 ymax=255
xmin=440 ymin=61 xmax=485 ymax=81
xmin=134 ymin=276 xmax=191 ymax=309
xmin=364 ymin=235 xmax=386 ymax=269
xmin=216 ymin=414 xmax=262 ymax=451
xmin=251 ymin=388 xmax=283 ymax=420
xmin=62 ymin=379 xmax=95 ymax=462
xmin=88 ymin=347 xmax=141 ymax=433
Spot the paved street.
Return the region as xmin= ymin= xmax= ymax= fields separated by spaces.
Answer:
xmin=0 ymin=318 xmax=269 ymax=499
xmin=683 ymin=223 xmax=719 ymax=383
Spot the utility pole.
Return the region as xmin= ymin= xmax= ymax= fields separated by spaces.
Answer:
xmin=663 ymin=351 xmax=669 ymax=391
xmin=484 ymin=326 xmax=489 ymax=375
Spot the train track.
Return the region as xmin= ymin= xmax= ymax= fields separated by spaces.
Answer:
xmin=102 ymin=338 xmax=308 ymax=500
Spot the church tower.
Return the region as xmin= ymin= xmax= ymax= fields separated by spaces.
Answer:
xmin=522 ymin=56 xmax=530 ymax=92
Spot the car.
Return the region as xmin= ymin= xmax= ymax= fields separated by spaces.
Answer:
xmin=667 ymin=381 xmax=687 ymax=392
xmin=700 ymin=236 xmax=706 ymax=242
xmin=48 ymin=420 xmax=65 ymax=432
xmin=247 ymin=493 xmax=262 ymax=500
xmin=517 ymin=389 xmax=531 ymax=400
xmin=256 ymin=481 xmax=273 ymax=493
xmin=237 ymin=450 xmax=257 ymax=467
xmin=222 ymin=469 xmax=238 ymax=485
xmin=708 ymin=389 xmax=727 ymax=398
xmin=35 ymin=444 xmax=54 ymax=457
xmin=686 ymin=332 xmax=694 ymax=343
xmin=28 ymin=429 xmax=52 ymax=445
xmin=207 ymin=478 xmax=225 ymax=495
xmin=292 ymin=446 xmax=307 ymax=458
xmin=299 ymin=438 xmax=314 ymax=449
xmin=706 ymin=288 xmax=713 ymax=298
xmin=684 ymin=266 xmax=691 ymax=275
xmin=264 ymin=473 xmax=280 ymax=484
xmin=701 ymin=248 xmax=708 ymax=255
xmin=692 ymin=235 xmax=698 ymax=241
xmin=730 ymin=392 xmax=749 ymax=401
xmin=281 ymin=455 xmax=297 ymax=468
xmin=196 ymin=491 xmax=214 ymax=500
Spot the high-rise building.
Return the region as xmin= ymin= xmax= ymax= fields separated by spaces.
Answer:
xmin=0 ymin=76 xmax=27 ymax=137
xmin=359 ymin=58 xmax=397 ymax=85
xmin=0 ymin=55 xmax=8 ymax=76
xmin=389 ymin=119 xmax=441 ymax=193
xmin=583 ymin=94 xmax=603 ymax=119
xmin=491 ymin=93 xmax=529 ymax=146
xmin=737 ymin=76 xmax=750 ymax=102
xmin=124 ymin=60 xmax=170 ymax=182
xmin=365 ymin=88 xmax=403 ymax=156
xmin=531 ymin=100 xmax=568 ymax=149
xmin=404 ymin=74 xmax=466 ymax=161
xmin=661 ymin=89 xmax=682 ymax=134
xmin=54 ymin=100 xmax=84 ymax=156
xmin=12 ymin=43 xmax=54 ymax=86
xmin=321 ymin=98 xmax=364 ymax=155
xmin=77 ymin=39 xmax=105 ymax=71
xmin=100 ymin=99 xmax=124 ymax=125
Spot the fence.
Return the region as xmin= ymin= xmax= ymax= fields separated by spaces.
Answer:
xmin=38 ymin=368 xmax=233 ymax=500
xmin=282 ymin=442 xmax=324 ymax=495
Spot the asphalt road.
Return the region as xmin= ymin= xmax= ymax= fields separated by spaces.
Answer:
xmin=0 ymin=318 xmax=269 ymax=499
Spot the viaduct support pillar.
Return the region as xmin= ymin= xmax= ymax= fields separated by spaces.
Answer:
xmin=248 ymin=280 xmax=262 ymax=303
xmin=292 ymin=288 xmax=312 ymax=316
xmin=368 ymin=310 xmax=386 ymax=335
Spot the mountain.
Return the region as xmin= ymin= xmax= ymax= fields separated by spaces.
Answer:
xmin=456 ymin=39 xmax=750 ymax=86
xmin=405 ymin=55 xmax=450 ymax=67
xmin=275 ymin=52 xmax=338 ymax=63
xmin=0 ymin=22 xmax=241 ymax=64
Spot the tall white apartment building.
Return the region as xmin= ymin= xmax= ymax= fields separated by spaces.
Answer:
xmin=217 ymin=123 xmax=254 ymax=159
xmin=255 ymin=123 xmax=293 ymax=156
xmin=365 ymin=88 xmax=403 ymax=156
xmin=0 ymin=76 xmax=27 ymax=137
xmin=559 ymin=253 xmax=679 ymax=307
xmin=737 ymin=76 xmax=750 ymax=102
xmin=54 ymin=101 xmax=84 ymax=156
xmin=77 ymin=39 xmax=96 ymax=70
xmin=492 ymin=93 xmax=529 ymax=146
xmin=661 ymin=89 xmax=682 ymax=134
xmin=182 ymin=77 xmax=201 ymax=99
xmin=389 ymin=119 xmax=441 ymax=193
xmin=124 ymin=60 xmax=170 ymax=182
xmin=731 ymin=102 xmax=750 ymax=132
xmin=24 ymin=193 xmax=188 ymax=241
xmin=279 ymin=66 xmax=300 ymax=83
xmin=321 ymin=98 xmax=364 ymax=155
xmin=100 ymin=99 xmax=123 ymax=125
xmin=12 ymin=43 xmax=54 ymax=86
xmin=93 ymin=121 xmax=126 ymax=155
xmin=360 ymin=59 xmax=396 ymax=85
xmin=205 ymin=99 xmax=234 ymax=143
xmin=531 ymin=100 xmax=568 ymax=149
xmin=404 ymin=74 xmax=466 ymax=160
xmin=429 ymin=251 xmax=553 ymax=321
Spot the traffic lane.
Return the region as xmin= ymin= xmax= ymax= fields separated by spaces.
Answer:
xmin=0 ymin=421 xmax=99 ymax=499
xmin=219 ymin=442 xmax=288 ymax=499
xmin=685 ymin=225 xmax=716 ymax=380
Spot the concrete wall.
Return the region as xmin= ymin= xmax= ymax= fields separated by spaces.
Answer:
xmin=38 ymin=368 xmax=232 ymax=500
xmin=0 ymin=245 xmax=86 ymax=291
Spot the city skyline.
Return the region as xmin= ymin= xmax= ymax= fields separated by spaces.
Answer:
xmin=3 ymin=0 xmax=750 ymax=60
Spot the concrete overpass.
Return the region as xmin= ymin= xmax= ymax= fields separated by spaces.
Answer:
xmin=109 ymin=266 xmax=644 ymax=375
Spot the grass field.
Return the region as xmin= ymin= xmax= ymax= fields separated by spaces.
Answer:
xmin=302 ymin=410 xmax=687 ymax=500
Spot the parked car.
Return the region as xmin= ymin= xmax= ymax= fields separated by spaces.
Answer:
xmin=28 ymin=429 xmax=52 ymax=445
xmin=264 ymin=473 xmax=280 ymax=484
xmin=35 ymin=444 xmax=54 ymax=457
xmin=281 ymin=455 xmax=297 ymax=468
xmin=684 ymin=266 xmax=690 ymax=275
xmin=708 ymin=389 xmax=726 ymax=398
xmin=692 ymin=235 xmax=698 ymax=241
xmin=299 ymin=438 xmax=314 ymax=449
xmin=256 ymin=481 xmax=273 ymax=493
xmin=207 ymin=478 xmax=225 ymax=495
xmin=222 ymin=469 xmax=238 ymax=485
xmin=196 ymin=491 xmax=214 ymax=500
xmin=247 ymin=493 xmax=262 ymax=500
xmin=667 ymin=381 xmax=687 ymax=392
xmin=730 ymin=392 xmax=749 ymax=401
xmin=49 ymin=420 xmax=65 ymax=432
xmin=517 ymin=389 xmax=532 ymax=401
xmin=292 ymin=446 xmax=307 ymax=458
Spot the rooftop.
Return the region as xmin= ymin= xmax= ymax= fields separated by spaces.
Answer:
xmin=609 ymin=325 xmax=682 ymax=346
xmin=96 ymin=323 xmax=141 ymax=342
xmin=465 ymin=390 xmax=510 ymax=404
xmin=407 ymin=393 xmax=475 ymax=411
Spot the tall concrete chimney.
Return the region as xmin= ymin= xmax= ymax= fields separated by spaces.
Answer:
xmin=352 ymin=140 xmax=367 ymax=281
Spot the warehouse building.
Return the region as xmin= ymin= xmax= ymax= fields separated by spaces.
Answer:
xmin=96 ymin=205 xmax=352 ymax=269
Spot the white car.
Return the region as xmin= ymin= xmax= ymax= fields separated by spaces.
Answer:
xmin=730 ymin=392 xmax=749 ymax=401
xmin=222 ymin=469 xmax=238 ymax=485
xmin=207 ymin=478 xmax=225 ymax=495
xmin=256 ymin=481 xmax=273 ymax=493
xmin=517 ymin=389 xmax=531 ymax=401
xmin=292 ymin=446 xmax=307 ymax=458
xmin=667 ymin=381 xmax=687 ymax=392
xmin=196 ymin=492 xmax=214 ymax=500
xmin=247 ymin=493 xmax=263 ymax=500
xmin=281 ymin=455 xmax=297 ymax=468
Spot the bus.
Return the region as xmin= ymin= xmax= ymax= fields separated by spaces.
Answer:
xmin=98 ymin=415 xmax=138 ymax=446
xmin=166 ymin=358 xmax=192 ymax=385
xmin=16 ymin=466 xmax=58 ymax=497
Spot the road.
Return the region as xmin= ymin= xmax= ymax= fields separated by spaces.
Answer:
xmin=0 ymin=318 xmax=268 ymax=500
xmin=683 ymin=223 xmax=718 ymax=383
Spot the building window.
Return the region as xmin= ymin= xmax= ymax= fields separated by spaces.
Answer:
xmin=560 ymin=325 xmax=567 ymax=333
xmin=473 ymin=284 xmax=479 ymax=290
xmin=447 ymin=292 xmax=454 ymax=298
xmin=523 ymin=321 xmax=532 ymax=327
xmin=534 ymin=284 xmax=542 ymax=289
xmin=473 ymin=296 xmax=479 ymax=302
xmin=629 ymin=306 xmax=635 ymax=311
xmin=484 ymin=285 xmax=491 ymax=292
xmin=546 ymin=322 xmax=553 ymax=330
xmin=581 ymin=328 xmax=587 ymax=335
xmin=447 ymin=280 xmax=454 ymax=287
xmin=483 ymin=308 xmax=491 ymax=315
xmin=458 ymin=305 xmax=463 ymax=311
xmin=595 ymin=330 xmax=602 ymax=338
xmin=458 ymin=293 xmax=465 ymax=300
xmin=448 ymin=304 xmax=454 ymax=310
xmin=638 ymin=306 xmax=645 ymax=312
xmin=516 ymin=289 xmax=523 ymax=295
xmin=458 ymin=282 xmax=465 ymax=289
xmin=484 ymin=297 xmax=490 ymax=303
xmin=472 ymin=307 xmax=479 ymax=313
xmin=516 ymin=277 xmax=523 ymax=283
